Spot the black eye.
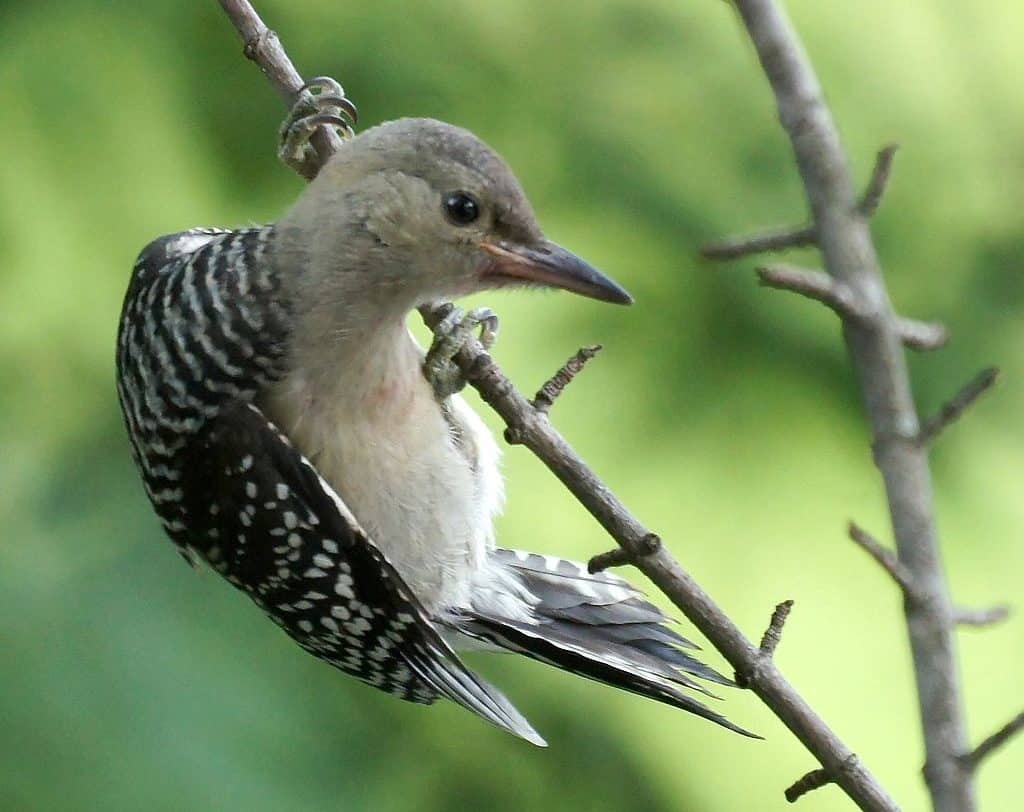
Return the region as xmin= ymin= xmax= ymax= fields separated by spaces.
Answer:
xmin=443 ymin=191 xmax=481 ymax=226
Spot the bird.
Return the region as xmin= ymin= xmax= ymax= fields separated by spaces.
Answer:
xmin=115 ymin=79 xmax=752 ymax=746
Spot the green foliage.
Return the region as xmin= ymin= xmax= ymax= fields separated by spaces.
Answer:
xmin=1 ymin=1 xmax=1022 ymax=809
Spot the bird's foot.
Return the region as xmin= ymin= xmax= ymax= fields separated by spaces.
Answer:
xmin=423 ymin=305 xmax=499 ymax=401
xmin=278 ymin=76 xmax=359 ymax=176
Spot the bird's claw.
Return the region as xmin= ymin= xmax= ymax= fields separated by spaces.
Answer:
xmin=423 ymin=306 xmax=499 ymax=401
xmin=278 ymin=76 xmax=359 ymax=175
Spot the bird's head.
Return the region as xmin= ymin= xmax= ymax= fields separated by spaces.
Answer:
xmin=279 ymin=118 xmax=632 ymax=318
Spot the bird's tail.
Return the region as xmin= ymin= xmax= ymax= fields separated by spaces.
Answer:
xmin=454 ymin=548 xmax=758 ymax=738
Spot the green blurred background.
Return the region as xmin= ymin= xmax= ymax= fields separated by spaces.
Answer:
xmin=1 ymin=0 xmax=1021 ymax=809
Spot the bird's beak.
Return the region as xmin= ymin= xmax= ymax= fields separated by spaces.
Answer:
xmin=479 ymin=239 xmax=633 ymax=305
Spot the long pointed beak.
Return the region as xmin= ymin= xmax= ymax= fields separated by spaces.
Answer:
xmin=479 ymin=239 xmax=633 ymax=305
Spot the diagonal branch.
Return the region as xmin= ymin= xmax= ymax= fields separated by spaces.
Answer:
xmin=786 ymin=755 xmax=860 ymax=804
xmin=961 ymin=711 xmax=1024 ymax=773
xmin=218 ymin=0 xmax=344 ymax=178
xmin=216 ymin=2 xmax=899 ymax=809
xmin=532 ymin=345 xmax=603 ymax=414
xmin=848 ymin=521 xmax=917 ymax=597
xmin=918 ymin=367 xmax=1000 ymax=446
xmin=757 ymin=264 xmax=948 ymax=351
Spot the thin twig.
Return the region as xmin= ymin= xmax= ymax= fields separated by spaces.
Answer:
xmin=587 ymin=547 xmax=632 ymax=573
xmin=757 ymin=265 xmax=948 ymax=351
xmin=533 ymin=345 xmax=603 ymax=414
xmin=786 ymin=754 xmax=861 ymax=804
xmin=848 ymin=522 xmax=916 ymax=597
xmin=729 ymin=1 xmax=975 ymax=808
xmin=953 ymin=604 xmax=1011 ymax=629
xmin=896 ymin=318 xmax=950 ymax=352
xmin=702 ymin=144 xmax=897 ymax=261
xmin=702 ymin=224 xmax=816 ymax=260
xmin=858 ymin=144 xmax=899 ymax=218
xmin=757 ymin=264 xmax=862 ymax=318
xmin=918 ymin=367 xmax=1000 ymax=446
xmin=785 ymin=768 xmax=835 ymax=803
xmin=760 ymin=600 xmax=795 ymax=658
xmin=217 ymin=4 xmax=900 ymax=809
xmin=961 ymin=711 xmax=1024 ymax=773
xmin=588 ymin=533 xmax=661 ymax=574
xmin=737 ymin=599 xmax=795 ymax=689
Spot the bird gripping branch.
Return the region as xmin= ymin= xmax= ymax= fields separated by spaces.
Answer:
xmin=115 ymin=82 xmax=753 ymax=744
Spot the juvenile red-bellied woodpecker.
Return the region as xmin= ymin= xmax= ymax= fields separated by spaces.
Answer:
xmin=115 ymin=81 xmax=752 ymax=744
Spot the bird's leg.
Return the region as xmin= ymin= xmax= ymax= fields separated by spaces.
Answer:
xmin=423 ymin=305 xmax=499 ymax=401
xmin=278 ymin=76 xmax=359 ymax=176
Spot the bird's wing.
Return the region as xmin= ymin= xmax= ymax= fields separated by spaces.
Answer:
xmin=181 ymin=399 xmax=544 ymax=746
xmin=117 ymin=226 xmax=291 ymax=555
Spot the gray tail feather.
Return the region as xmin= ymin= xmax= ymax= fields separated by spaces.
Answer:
xmin=404 ymin=643 xmax=547 ymax=747
xmin=459 ymin=549 xmax=759 ymax=739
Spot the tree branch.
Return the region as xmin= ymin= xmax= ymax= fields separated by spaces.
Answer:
xmin=726 ymin=1 xmax=980 ymax=809
xmin=532 ymin=345 xmax=603 ymax=414
xmin=918 ymin=368 xmax=1000 ymax=446
xmin=953 ymin=605 xmax=1011 ymax=629
xmin=701 ymin=143 xmax=898 ymax=261
xmin=961 ymin=711 xmax=1024 ymax=773
xmin=786 ymin=756 xmax=859 ymax=804
xmin=756 ymin=264 xmax=948 ymax=351
xmin=857 ymin=144 xmax=899 ymax=218
xmin=216 ymin=2 xmax=899 ymax=809
xmin=702 ymin=223 xmax=816 ymax=260
xmin=759 ymin=599 xmax=795 ymax=659
xmin=848 ymin=521 xmax=917 ymax=597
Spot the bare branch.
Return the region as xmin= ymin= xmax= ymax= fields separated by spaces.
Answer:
xmin=962 ymin=711 xmax=1024 ymax=773
xmin=760 ymin=600 xmax=795 ymax=659
xmin=953 ymin=604 xmax=1011 ymax=628
xmin=218 ymin=4 xmax=900 ymax=809
xmin=533 ymin=345 xmax=603 ymax=414
xmin=757 ymin=264 xmax=862 ymax=317
xmin=786 ymin=755 xmax=860 ymax=804
xmin=785 ymin=767 xmax=835 ymax=803
xmin=728 ymin=0 xmax=975 ymax=807
xmin=848 ymin=522 xmax=916 ymax=597
xmin=587 ymin=547 xmax=632 ymax=573
xmin=588 ymin=533 xmax=660 ymax=574
xmin=896 ymin=318 xmax=950 ymax=352
xmin=737 ymin=599 xmax=795 ymax=689
xmin=702 ymin=144 xmax=897 ymax=261
xmin=756 ymin=265 xmax=947 ymax=351
xmin=702 ymin=224 xmax=816 ymax=260
xmin=857 ymin=144 xmax=899 ymax=218
xmin=918 ymin=367 xmax=1000 ymax=446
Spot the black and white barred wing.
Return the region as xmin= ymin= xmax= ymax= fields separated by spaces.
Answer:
xmin=184 ymin=401 xmax=544 ymax=746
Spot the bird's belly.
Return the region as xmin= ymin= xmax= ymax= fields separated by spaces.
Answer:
xmin=265 ymin=380 xmax=493 ymax=613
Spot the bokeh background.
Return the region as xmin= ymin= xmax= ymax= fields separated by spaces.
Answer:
xmin=2 ymin=0 xmax=1022 ymax=809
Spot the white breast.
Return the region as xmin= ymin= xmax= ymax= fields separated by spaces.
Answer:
xmin=263 ymin=329 xmax=503 ymax=613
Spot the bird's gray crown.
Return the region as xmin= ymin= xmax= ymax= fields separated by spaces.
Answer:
xmin=319 ymin=117 xmax=541 ymax=244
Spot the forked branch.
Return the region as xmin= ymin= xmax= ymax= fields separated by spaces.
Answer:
xmin=718 ymin=1 xmax=1003 ymax=810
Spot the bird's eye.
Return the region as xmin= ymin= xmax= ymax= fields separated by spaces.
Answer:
xmin=443 ymin=191 xmax=481 ymax=226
